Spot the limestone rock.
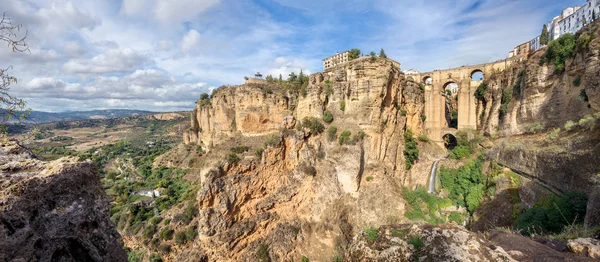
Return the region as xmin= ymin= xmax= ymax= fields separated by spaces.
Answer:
xmin=346 ymin=224 xmax=516 ymax=261
xmin=282 ymin=115 xmax=296 ymax=129
xmin=0 ymin=138 xmax=126 ymax=262
xmin=568 ymin=238 xmax=600 ymax=259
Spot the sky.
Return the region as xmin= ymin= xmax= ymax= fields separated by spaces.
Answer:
xmin=0 ymin=0 xmax=571 ymax=112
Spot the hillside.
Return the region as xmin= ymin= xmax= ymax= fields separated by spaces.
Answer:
xmin=5 ymin=109 xmax=166 ymax=124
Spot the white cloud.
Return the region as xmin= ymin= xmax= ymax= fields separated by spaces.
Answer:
xmin=181 ymin=30 xmax=201 ymax=54
xmin=62 ymin=48 xmax=151 ymax=75
xmin=119 ymin=0 xmax=220 ymax=23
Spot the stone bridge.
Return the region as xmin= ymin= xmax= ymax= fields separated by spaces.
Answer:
xmin=406 ymin=57 xmax=525 ymax=147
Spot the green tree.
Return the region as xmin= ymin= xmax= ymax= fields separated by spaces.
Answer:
xmin=348 ymin=48 xmax=361 ymax=60
xmin=288 ymin=72 xmax=297 ymax=82
xmin=540 ymin=24 xmax=549 ymax=45
xmin=278 ymin=74 xmax=282 ymax=82
xmin=379 ymin=48 xmax=387 ymax=58
xmin=541 ymin=33 xmax=575 ymax=73
xmin=1 ymin=13 xmax=30 ymax=131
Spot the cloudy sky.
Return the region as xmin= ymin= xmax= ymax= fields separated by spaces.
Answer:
xmin=1 ymin=0 xmax=569 ymax=112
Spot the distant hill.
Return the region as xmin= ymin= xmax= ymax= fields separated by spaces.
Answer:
xmin=7 ymin=109 xmax=156 ymax=124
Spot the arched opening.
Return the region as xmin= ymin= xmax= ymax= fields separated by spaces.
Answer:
xmin=407 ymin=76 xmax=415 ymax=82
xmin=443 ymin=134 xmax=458 ymax=150
xmin=471 ymin=70 xmax=484 ymax=81
xmin=423 ymin=76 xmax=433 ymax=85
xmin=443 ymin=82 xmax=459 ymax=128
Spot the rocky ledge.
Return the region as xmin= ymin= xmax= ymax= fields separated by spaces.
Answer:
xmin=0 ymin=138 xmax=126 ymax=261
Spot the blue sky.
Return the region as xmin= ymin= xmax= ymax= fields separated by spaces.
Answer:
xmin=0 ymin=0 xmax=572 ymax=112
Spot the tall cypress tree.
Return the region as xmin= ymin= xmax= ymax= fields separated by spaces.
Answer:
xmin=379 ymin=48 xmax=387 ymax=58
xmin=540 ymin=24 xmax=549 ymax=46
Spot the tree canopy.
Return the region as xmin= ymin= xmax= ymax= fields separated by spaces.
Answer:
xmin=540 ymin=24 xmax=549 ymax=45
xmin=379 ymin=48 xmax=387 ymax=58
xmin=1 ymin=13 xmax=29 ymax=131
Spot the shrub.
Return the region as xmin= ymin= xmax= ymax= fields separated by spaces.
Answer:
xmin=353 ymin=130 xmax=366 ymax=142
xmin=439 ymin=158 xmax=486 ymax=213
xmin=327 ymin=126 xmax=338 ymax=142
xmin=149 ymin=216 xmax=162 ymax=225
xmin=348 ymin=48 xmax=361 ymax=60
xmin=418 ymin=134 xmax=431 ymax=143
xmin=401 ymin=110 xmax=407 ymax=116
xmin=448 ymin=212 xmax=464 ymax=224
xmin=127 ymin=249 xmax=144 ymax=262
xmin=264 ymin=134 xmax=280 ymax=148
xmin=157 ymin=244 xmax=171 ymax=254
xmin=573 ymin=76 xmax=581 ymax=87
xmin=541 ymin=33 xmax=576 ymax=73
xmin=149 ymin=254 xmax=163 ymax=262
xmin=185 ymin=226 xmax=198 ymax=241
xmin=403 ymin=129 xmax=419 ymax=170
xmin=325 ymin=80 xmax=333 ymax=97
xmin=254 ymin=148 xmax=264 ymax=158
xmin=421 ymin=114 xmax=427 ymax=122
xmin=159 ymin=229 xmax=174 ymax=240
xmin=162 ymin=218 xmax=171 ymax=226
xmin=364 ymin=227 xmax=378 ymax=243
xmin=579 ymin=89 xmax=589 ymax=102
xmin=418 ymin=83 xmax=425 ymax=92
xmin=323 ymin=111 xmax=334 ymax=124
xmin=402 ymin=186 xmax=452 ymax=225
xmin=256 ymin=243 xmax=271 ymax=262
xmin=578 ymin=114 xmax=595 ymax=126
xmin=174 ymin=230 xmax=187 ymax=245
xmin=300 ymin=163 xmax=317 ymax=176
xmin=230 ymin=146 xmax=250 ymax=154
xmin=408 ymin=236 xmax=424 ymax=248
xmin=301 ymin=117 xmax=325 ymax=134
xmin=448 ymin=145 xmax=471 ymax=160
xmin=301 ymin=256 xmax=310 ymax=262
xmin=564 ymin=120 xmax=577 ymax=131
xmin=227 ymin=153 xmax=240 ymax=164
xmin=475 ymin=83 xmax=488 ymax=101
xmin=516 ymin=192 xmax=587 ymax=235
xmin=332 ymin=255 xmax=344 ymax=262
xmin=549 ymin=128 xmax=561 ymax=139
xmin=527 ymin=122 xmax=544 ymax=133
xmin=338 ymin=130 xmax=352 ymax=145
xmin=142 ymin=224 xmax=156 ymax=240
xmin=340 ymin=101 xmax=346 ymax=111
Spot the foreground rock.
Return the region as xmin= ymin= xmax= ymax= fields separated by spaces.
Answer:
xmin=568 ymin=238 xmax=600 ymax=259
xmin=346 ymin=224 xmax=516 ymax=261
xmin=0 ymin=138 xmax=126 ymax=261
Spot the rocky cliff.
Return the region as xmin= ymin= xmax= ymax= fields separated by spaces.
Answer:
xmin=0 ymin=138 xmax=126 ymax=261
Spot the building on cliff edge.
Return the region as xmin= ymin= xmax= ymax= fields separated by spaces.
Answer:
xmin=323 ymin=50 xmax=350 ymax=71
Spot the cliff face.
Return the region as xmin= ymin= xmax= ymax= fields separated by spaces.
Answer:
xmin=0 ymin=138 xmax=126 ymax=262
xmin=174 ymin=58 xmax=443 ymax=261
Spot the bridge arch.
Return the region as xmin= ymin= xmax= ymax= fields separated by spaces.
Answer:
xmin=422 ymin=76 xmax=432 ymax=85
xmin=407 ymin=76 xmax=415 ymax=82
xmin=443 ymin=81 xmax=459 ymax=95
xmin=442 ymin=133 xmax=458 ymax=150
xmin=470 ymin=69 xmax=484 ymax=81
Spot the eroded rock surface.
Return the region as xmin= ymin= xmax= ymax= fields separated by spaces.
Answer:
xmin=0 ymin=138 xmax=126 ymax=262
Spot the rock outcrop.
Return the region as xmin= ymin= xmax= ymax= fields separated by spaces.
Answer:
xmin=0 ymin=138 xmax=126 ymax=261
xmin=568 ymin=238 xmax=600 ymax=259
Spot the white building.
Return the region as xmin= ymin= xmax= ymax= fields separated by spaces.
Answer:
xmin=559 ymin=6 xmax=587 ymax=36
xmin=403 ymin=69 xmax=420 ymax=75
xmin=323 ymin=51 xmax=350 ymax=71
xmin=586 ymin=0 xmax=600 ymax=24
xmin=548 ymin=7 xmax=580 ymax=41
xmin=529 ymin=36 xmax=541 ymax=53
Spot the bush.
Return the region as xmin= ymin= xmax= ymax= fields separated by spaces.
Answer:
xmin=579 ymin=89 xmax=589 ymax=102
xmin=439 ymin=157 xmax=486 ymax=212
xmin=578 ymin=114 xmax=595 ymax=126
xmin=127 ymin=249 xmax=144 ymax=262
xmin=401 ymin=110 xmax=407 ymax=116
xmin=573 ymin=76 xmax=581 ymax=87
xmin=142 ymin=224 xmax=156 ymax=240
xmin=408 ymin=236 xmax=424 ymax=248
xmin=448 ymin=212 xmax=464 ymax=224
xmin=402 ymin=186 xmax=452 ymax=225
xmin=323 ymin=111 xmax=334 ymax=124
xmin=230 ymin=146 xmax=250 ymax=154
xmin=541 ymin=34 xmax=576 ymax=73
xmin=516 ymin=192 xmax=587 ymax=235
xmin=448 ymin=145 xmax=471 ymax=160
xmin=348 ymin=48 xmax=361 ymax=60
xmin=338 ymin=130 xmax=352 ymax=145
xmin=527 ymin=122 xmax=544 ymax=133
xmin=325 ymin=80 xmax=333 ymax=97
xmin=403 ymin=129 xmax=419 ymax=170
xmin=549 ymin=128 xmax=561 ymax=139
xmin=417 ymin=134 xmax=431 ymax=143
xmin=564 ymin=120 xmax=577 ymax=131
xmin=159 ymin=229 xmax=174 ymax=240
xmin=174 ymin=230 xmax=187 ymax=245
xmin=366 ymin=176 xmax=373 ymax=182
xmin=149 ymin=254 xmax=163 ymax=262
xmin=264 ymin=134 xmax=280 ymax=148
xmin=353 ymin=130 xmax=366 ymax=142
xmin=301 ymin=117 xmax=325 ymax=134
xmin=256 ymin=243 xmax=271 ymax=262
xmin=163 ymin=218 xmax=171 ymax=225
xmin=364 ymin=227 xmax=378 ymax=243
xmin=340 ymin=101 xmax=346 ymax=111
xmin=227 ymin=153 xmax=240 ymax=164
xmin=475 ymin=83 xmax=488 ymax=101
xmin=301 ymin=256 xmax=310 ymax=262
xmin=157 ymin=244 xmax=171 ymax=254
xmin=185 ymin=226 xmax=198 ymax=241
xmin=327 ymin=126 xmax=338 ymax=142
xmin=300 ymin=163 xmax=317 ymax=176
xmin=421 ymin=114 xmax=427 ymax=122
